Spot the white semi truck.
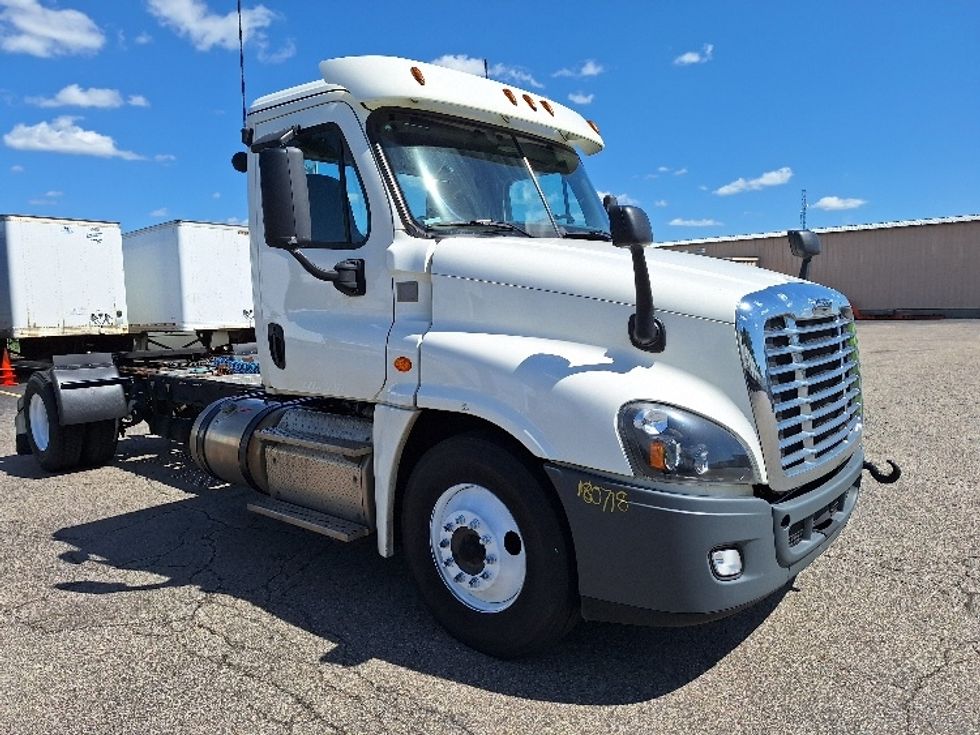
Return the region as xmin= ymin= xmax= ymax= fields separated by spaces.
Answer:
xmin=15 ymin=56 xmax=898 ymax=657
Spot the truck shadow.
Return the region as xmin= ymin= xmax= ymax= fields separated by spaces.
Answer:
xmin=4 ymin=435 xmax=788 ymax=705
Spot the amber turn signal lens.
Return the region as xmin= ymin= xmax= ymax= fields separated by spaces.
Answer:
xmin=649 ymin=440 xmax=667 ymax=471
xmin=503 ymin=88 xmax=518 ymax=106
xmin=393 ymin=356 xmax=413 ymax=373
xmin=410 ymin=66 xmax=425 ymax=86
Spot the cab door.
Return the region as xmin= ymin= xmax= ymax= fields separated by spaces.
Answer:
xmin=253 ymin=101 xmax=394 ymax=400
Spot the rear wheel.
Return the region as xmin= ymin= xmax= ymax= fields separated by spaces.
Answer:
xmin=402 ymin=434 xmax=578 ymax=658
xmin=24 ymin=372 xmax=84 ymax=472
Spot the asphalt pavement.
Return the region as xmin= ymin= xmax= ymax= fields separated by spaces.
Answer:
xmin=0 ymin=320 xmax=978 ymax=734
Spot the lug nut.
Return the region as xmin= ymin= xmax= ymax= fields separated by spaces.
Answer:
xmin=468 ymin=577 xmax=481 ymax=587
xmin=439 ymin=538 xmax=450 ymax=548
xmin=469 ymin=519 xmax=481 ymax=529
xmin=485 ymin=555 xmax=496 ymax=565
xmin=443 ymin=523 xmax=454 ymax=532
xmin=453 ymin=572 xmax=465 ymax=583
xmin=443 ymin=556 xmax=455 ymax=567
xmin=480 ymin=571 xmax=492 ymax=580
xmin=455 ymin=515 xmax=466 ymax=525
xmin=481 ymin=534 xmax=492 ymax=545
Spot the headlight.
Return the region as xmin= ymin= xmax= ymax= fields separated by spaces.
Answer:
xmin=618 ymin=402 xmax=755 ymax=484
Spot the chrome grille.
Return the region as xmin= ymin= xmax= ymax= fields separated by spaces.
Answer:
xmin=763 ymin=311 xmax=862 ymax=474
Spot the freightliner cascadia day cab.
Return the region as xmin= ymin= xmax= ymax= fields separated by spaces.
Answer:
xmin=16 ymin=56 xmax=898 ymax=657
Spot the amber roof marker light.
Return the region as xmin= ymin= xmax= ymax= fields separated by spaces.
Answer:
xmin=503 ymin=88 xmax=518 ymax=106
xmin=540 ymin=99 xmax=555 ymax=116
xmin=587 ymin=119 xmax=601 ymax=134
xmin=522 ymin=94 xmax=538 ymax=111
xmin=410 ymin=66 xmax=425 ymax=86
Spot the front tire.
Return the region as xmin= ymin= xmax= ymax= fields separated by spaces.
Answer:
xmin=24 ymin=372 xmax=84 ymax=472
xmin=401 ymin=434 xmax=578 ymax=658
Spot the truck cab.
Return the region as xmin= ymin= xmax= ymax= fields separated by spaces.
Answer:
xmin=19 ymin=56 xmax=870 ymax=658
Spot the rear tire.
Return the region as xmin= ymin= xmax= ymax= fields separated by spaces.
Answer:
xmin=401 ymin=434 xmax=578 ymax=658
xmin=80 ymin=420 xmax=118 ymax=467
xmin=24 ymin=372 xmax=84 ymax=472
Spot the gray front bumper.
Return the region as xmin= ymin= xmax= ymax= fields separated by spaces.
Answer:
xmin=545 ymin=449 xmax=864 ymax=625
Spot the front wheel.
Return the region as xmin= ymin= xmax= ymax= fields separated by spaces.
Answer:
xmin=401 ymin=434 xmax=578 ymax=658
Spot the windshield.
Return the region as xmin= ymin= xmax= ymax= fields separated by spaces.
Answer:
xmin=371 ymin=111 xmax=610 ymax=239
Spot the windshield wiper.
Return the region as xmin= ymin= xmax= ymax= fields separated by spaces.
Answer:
xmin=560 ymin=228 xmax=613 ymax=241
xmin=425 ymin=219 xmax=533 ymax=237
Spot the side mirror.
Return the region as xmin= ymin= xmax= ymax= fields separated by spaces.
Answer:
xmin=608 ymin=205 xmax=654 ymax=248
xmin=787 ymin=229 xmax=821 ymax=258
xmin=787 ymin=229 xmax=821 ymax=280
xmin=259 ymin=147 xmax=311 ymax=248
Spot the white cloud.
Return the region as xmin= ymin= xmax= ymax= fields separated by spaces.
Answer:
xmin=669 ymin=217 xmax=723 ymax=227
xmin=597 ymin=191 xmax=640 ymax=206
xmin=0 ymin=0 xmax=104 ymax=57
xmin=4 ymin=116 xmax=143 ymax=159
xmin=10 ymin=163 xmax=23 ymax=172
xmin=698 ymin=184 xmax=708 ymax=191
xmin=150 ymin=207 xmax=168 ymax=217
xmin=653 ymin=200 xmax=668 ymax=208
xmin=657 ymin=165 xmax=671 ymax=173
xmin=226 ymin=216 xmax=247 ymax=226
xmin=431 ymin=53 xmax=485 ymax=76
xmin=27 ymin=84 xmax=150 ymax=109
xmin=256 ymin=36 xmax=294 ymax=64
xmin=147 ymin=0 xmax=275 ymax=52
xmin=673 ymin=43 xmax=714 ymax=66
xmin=28 ymin=189 xmax=62 ymax=205
xmin=568 ymin=91 xmax=593 ymax=105
xmin=811 ymin=195 xmax=867 ymax=211
xmin=674 ymin=167 xmax=688 ymax=176
xmin=714 ymin=166 xmax=793 ymax=196
xmin=154 ymin=153 xmax=176 ymax=163
xmin=28 ymin=84 xmax=122 ymax=108
xmin=430 ymin=54 xmax=543 ymax=88
xmin=134 ymin=31 xmax=152 ymax=45
xmin=554 ymin=59 xmax=604 ymax=78
xmin=212 ymin=191 xmax=221 ymax=199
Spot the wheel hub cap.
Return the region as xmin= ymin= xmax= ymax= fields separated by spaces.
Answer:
xmin=429 ymin=483 xmax=526 ymax=613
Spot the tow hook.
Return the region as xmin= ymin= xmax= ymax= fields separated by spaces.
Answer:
xmin=863 ymin=459 xmax=902 ymax=484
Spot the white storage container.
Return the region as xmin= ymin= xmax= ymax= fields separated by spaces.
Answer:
xmin=0 ymin=215 xmax=129 ymax=338
xmin=123 ymin=220 xmax=254 ymax=332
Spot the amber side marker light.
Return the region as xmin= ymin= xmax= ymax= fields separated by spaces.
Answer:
xmin=503 ymin=88 xmax=518 ymax=106
xmin=410 ymin=66 xmax=425 ymax=86
xmin=587 ymin=119 xmax=601 ymax=134
xmin=540 ymin=99 xmax=555 ymax=116
xmin=522 ymin=94 xmax=537 ymax=111
xmin=393 ymin=356 xmax=413 ymax=372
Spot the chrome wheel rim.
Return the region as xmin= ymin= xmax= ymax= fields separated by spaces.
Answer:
xmin=429 ymin=483 xmax=526 ymax=613
xmin=29 ymin=393 xmax=50 ymax=452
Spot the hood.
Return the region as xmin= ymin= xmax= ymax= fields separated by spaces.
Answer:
xmin=429 ymin=236 xmax=794 ymax=324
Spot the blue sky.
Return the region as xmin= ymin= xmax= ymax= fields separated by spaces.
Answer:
xmin=1 ymin=1 xmax=978 ymax=239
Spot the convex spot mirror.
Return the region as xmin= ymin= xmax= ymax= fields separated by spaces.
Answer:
xmin=259 ymin=147 xmax=312 ymax=249
xmin=608 ymin=205 xmax=654 ymax=249
xmin=788 ymin=229 xmax=821 ymax=258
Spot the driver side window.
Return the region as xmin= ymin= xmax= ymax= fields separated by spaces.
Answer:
xmin=297 ymin=125 xmax=370 ymax=248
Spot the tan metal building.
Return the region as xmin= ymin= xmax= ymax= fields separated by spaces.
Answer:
xmin=659 ymin=215 xmax=980 ymax=317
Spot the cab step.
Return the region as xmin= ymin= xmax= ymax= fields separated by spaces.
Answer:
xmin=247 ymin=497 xmax=371 ymax=542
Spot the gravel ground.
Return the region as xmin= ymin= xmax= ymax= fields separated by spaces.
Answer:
xmin=0 ymin=320 xmax=978 ymax=734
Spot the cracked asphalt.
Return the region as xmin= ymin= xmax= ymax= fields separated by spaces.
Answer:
xmin=1 ymin=320 xmax=978 ymax=734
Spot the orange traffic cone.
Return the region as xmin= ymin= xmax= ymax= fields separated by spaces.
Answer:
xmin=0 ymin=346 xmax=16 ymax=386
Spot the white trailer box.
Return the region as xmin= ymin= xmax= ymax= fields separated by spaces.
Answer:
xmin=123 ymin=220 xmax=254 ymax=332
xmin=0 ymin=215 xmax=128 ymax=338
